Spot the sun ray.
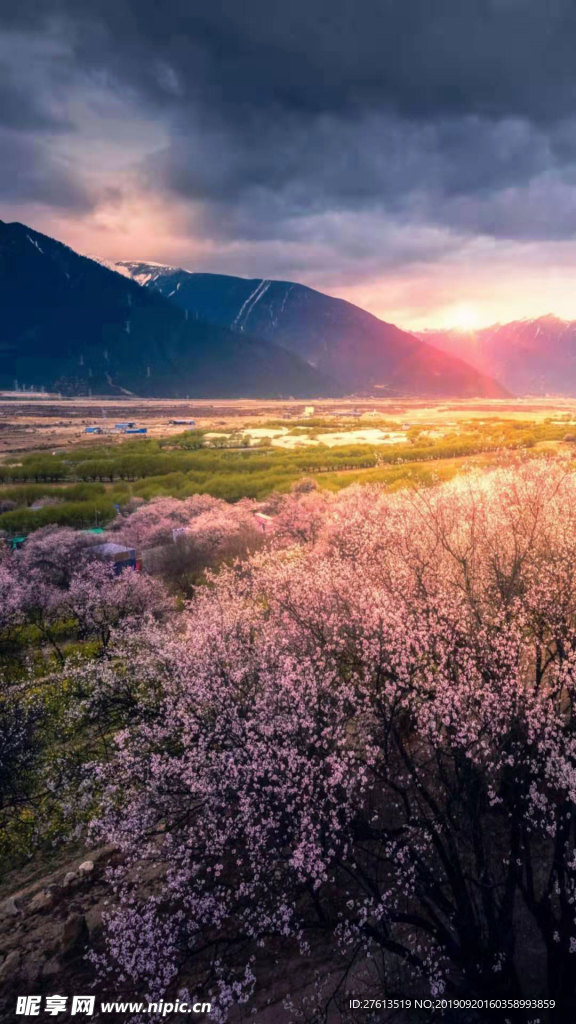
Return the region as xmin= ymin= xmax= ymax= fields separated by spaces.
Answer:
xmin=449 ymin=305 xmax=482 ymax=331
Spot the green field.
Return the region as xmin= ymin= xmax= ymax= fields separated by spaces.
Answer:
xmin=0 ymin=416 xmax=571 ymax=534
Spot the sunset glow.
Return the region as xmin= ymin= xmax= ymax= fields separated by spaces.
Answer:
xmin=4 ymin=3 xmax=576 ymax=331
xmin=443 ymin=305 xmax=483 ymax=331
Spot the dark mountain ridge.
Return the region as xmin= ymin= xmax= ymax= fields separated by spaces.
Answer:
xmin=113 ymin=262 xmax=508 ymax=398
xmin=0 ymin=222 xmax=334 ymax=398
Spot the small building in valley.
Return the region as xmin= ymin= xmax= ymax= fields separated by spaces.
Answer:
xmin=93 ymin=542 xmax=138 ymax=572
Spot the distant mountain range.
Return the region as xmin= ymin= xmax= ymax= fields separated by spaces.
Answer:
xmin=418 ymin=316 xmax=576 ymax=396
xmin=0 ymin=220 xmax=507 ymax=399
xmin=0 ymin=222 xmax=333 ymax=398
xmin=109 ymin=261 xmax=506 ymax=398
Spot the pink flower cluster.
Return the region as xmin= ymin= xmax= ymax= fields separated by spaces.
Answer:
xmin=0 ymin=525 xmax=170 ymax=655
xmin=85 ymin=461 xmax=576 ymax=1016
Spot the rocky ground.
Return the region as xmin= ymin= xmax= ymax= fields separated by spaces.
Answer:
xmin=0 ymin=846 xmax=349 ymax=1023
xmin=0 ymin=846 xmax=118 ymax=1022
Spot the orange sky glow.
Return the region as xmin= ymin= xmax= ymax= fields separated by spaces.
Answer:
xmin=15 ymin=193 xmax=576 ymax=335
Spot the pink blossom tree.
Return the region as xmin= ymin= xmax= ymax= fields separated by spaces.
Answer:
xmin=109 ymin=495 xmax=222 ymax=549
xmin=110 ymin=495 xmax=266 ymax=589
xmin=15 ymin=525 xmax=98 ymax=587
xmin=0 ymin=525 xmax=172 ymax=661
xmin=80 ymin=462 xmax=576 ymax=1018
xmin=273 ymin=488 xmax=331 ymax=545
xmin=65 ymin=561 xmax=172 ymax=649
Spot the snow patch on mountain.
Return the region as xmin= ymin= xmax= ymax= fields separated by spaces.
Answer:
xmin=233 ymin=279 xmax=271 ymax=330
xmin=26 ymin=234 xmax=44 ymax=254
xmin=88 ymin=257 xmax=179 ymax=287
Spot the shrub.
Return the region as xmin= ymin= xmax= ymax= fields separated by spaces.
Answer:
xmin=85 ymin=461 xmax=576 ymax=1016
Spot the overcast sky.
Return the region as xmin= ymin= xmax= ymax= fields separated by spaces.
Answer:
xmin=4 ymin=0 xmax=576 ymax=328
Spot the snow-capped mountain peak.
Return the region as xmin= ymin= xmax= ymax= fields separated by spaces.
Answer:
xmin=88 ymin=257 xmax=179 ymax=287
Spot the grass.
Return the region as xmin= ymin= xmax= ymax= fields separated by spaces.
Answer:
xmin=0 ymin=419 xmax=571 ymax=533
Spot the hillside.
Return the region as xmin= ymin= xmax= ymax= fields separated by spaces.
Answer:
xmin=0 ymin=223 xmax=333 ymax=398
xmin=112 ymin=263 xmax=508 ymax=398
xmin=418 ymin=315 xmax=576 ymax=396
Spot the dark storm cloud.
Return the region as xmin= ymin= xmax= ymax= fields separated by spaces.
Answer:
xmin=0 ymin=130 xmax=92 ymax=208
xmin=0 ymin=26 xmax=86 ymax=211
xmin=25 ymin=0 xmax=576 ymax=121
xmin=5 ymin=0 xmax=576 ymax=262
xmin=0 ymin=66 xmax=64 ymax=131
xmin=144 ymin=112 xmax=554 ymax=219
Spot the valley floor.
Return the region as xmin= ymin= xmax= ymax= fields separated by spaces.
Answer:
xmin=2 ymin=396 xmax=576 ymax=1021
xmin=3 ymin=393 xmax=576 ymax=457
